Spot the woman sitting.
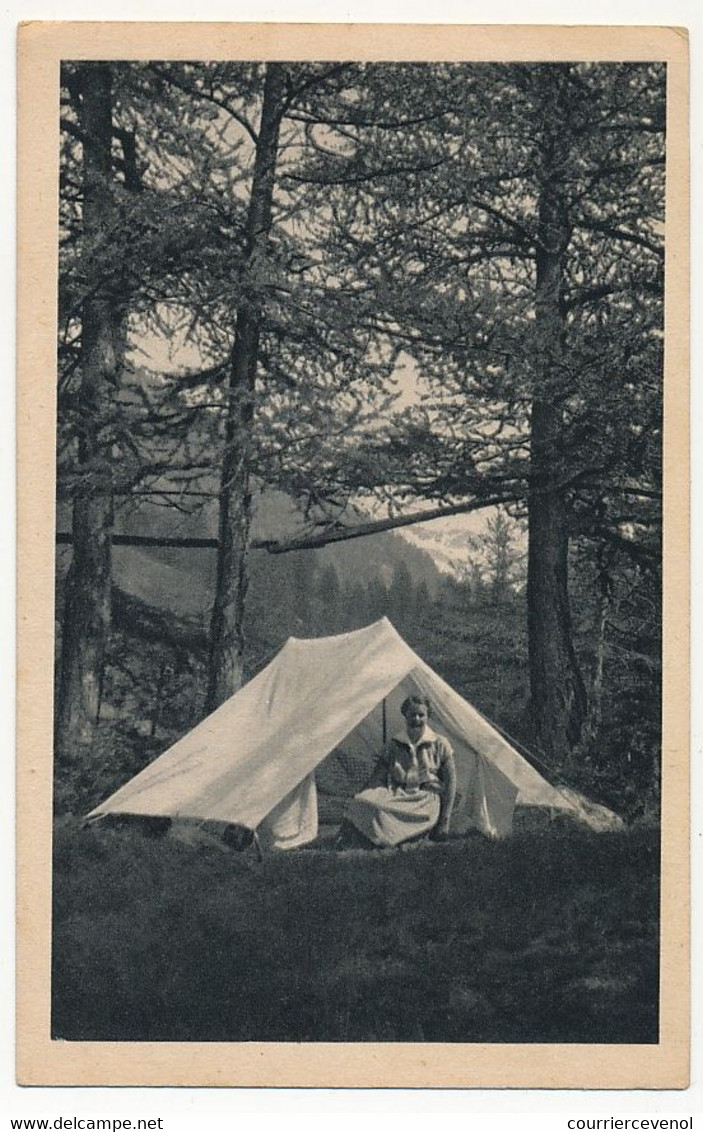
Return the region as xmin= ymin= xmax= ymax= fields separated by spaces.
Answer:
xmin=342 ymin=695 xmax=456 ymax=848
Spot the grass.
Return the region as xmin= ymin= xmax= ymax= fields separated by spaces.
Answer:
xmin=52 ymin=819 xmax=659 ymax=1043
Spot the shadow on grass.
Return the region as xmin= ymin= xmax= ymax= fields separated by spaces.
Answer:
xmin=51 ymin=818 xmax=659 ymax=1043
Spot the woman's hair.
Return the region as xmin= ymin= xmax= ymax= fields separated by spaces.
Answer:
xmin=400 ymin=694 xmax=432 ymax=719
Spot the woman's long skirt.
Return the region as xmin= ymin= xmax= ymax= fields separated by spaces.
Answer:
xmin=345 ymin=786 xmax=441 ymax=847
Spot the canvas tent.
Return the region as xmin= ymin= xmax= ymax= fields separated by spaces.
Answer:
xmin=87 ymin=618 xmax=623 ymax=848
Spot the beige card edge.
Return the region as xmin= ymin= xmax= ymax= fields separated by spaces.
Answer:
xmin=16 ymin=22 xmax=690 ymax=1089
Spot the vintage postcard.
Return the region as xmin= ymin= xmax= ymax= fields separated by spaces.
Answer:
xmin=16 ymin=22 xmax=689 ymax=1087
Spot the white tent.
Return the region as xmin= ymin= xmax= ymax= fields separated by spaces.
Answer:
xmin=87 ymin=618 xmax=623 ymax=848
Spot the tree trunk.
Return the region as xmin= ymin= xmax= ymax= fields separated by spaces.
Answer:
xmin=527 ymin=420 xmax=587 ymax=759
xmin=527 ymin=105 xmax=587 ymax=763
xmin=56 ymin=63 xmax=121 ymax=766
xmin=586 ymin=582 xmax=609 ymax=739
xmin=206 ymin=64 xmax=286 ymax=711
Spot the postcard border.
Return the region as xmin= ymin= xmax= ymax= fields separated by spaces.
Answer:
xmin=16 ymin=20 xmax=690 ymax=1089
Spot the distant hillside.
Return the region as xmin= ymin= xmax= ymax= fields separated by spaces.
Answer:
xmin=56 ymin=487 xmax=443 ymax=660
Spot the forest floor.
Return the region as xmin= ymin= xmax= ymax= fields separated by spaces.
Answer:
xmin=52 ymin=818 xmax=659 ymax=1044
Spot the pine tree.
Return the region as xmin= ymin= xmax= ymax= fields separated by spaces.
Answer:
xmin=469 ymin=509 xmax=524 ymax=605
xmin=388 ymin=560 xmax=415 ymax=632
xmin=317 ymin=563 xmax=342 ymax=633
xmin=303 ymin=62 xmax=664 ymax=764
xmin=206 ymin=63 xmax=287 ymax=709
xmin=56 ymin=63 xmax=123 ymax=766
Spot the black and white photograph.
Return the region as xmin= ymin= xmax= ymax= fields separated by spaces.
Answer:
xmin=15 ymin=21 xmax=689 ymax=1089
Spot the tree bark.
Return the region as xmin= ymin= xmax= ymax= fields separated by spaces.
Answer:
xmin=206 ymin=64 xmax=286 ymax=711
xmin=56 ymin=63 xmax=121 ymax=765
xmin=527 ymin=100 xmax=587 ymax=763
